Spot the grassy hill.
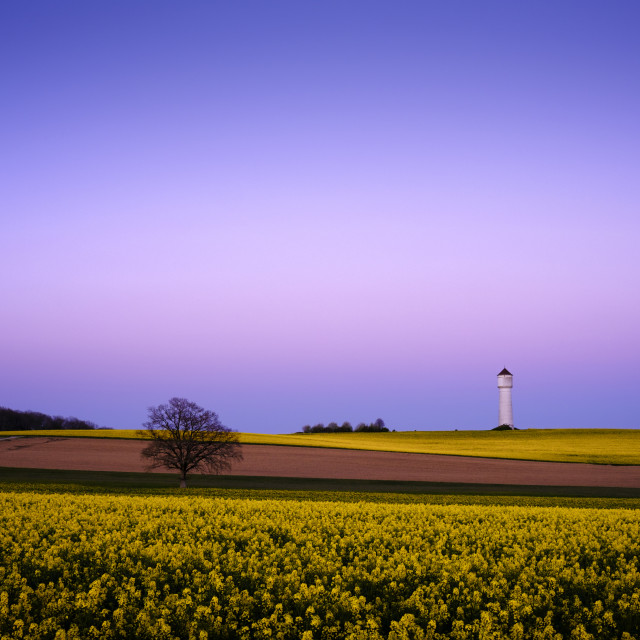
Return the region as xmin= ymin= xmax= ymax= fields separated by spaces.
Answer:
xmin=2 ymin=428 xmax=640 ymax=465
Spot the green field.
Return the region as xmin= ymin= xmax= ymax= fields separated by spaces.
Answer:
xmin=3 ymin=466 xmax=640 ymax=504
xmin=3 ymin=428 xmax=640 ymax=464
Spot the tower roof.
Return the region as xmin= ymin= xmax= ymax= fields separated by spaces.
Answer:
xmin=497 ymin=368 xmax=512 ymax=376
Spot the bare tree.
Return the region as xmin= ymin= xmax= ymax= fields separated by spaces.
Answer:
xmin=140 ymin=397 xmax=242 ymax=488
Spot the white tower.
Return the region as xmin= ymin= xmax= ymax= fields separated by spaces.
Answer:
xmin=497 ymin=368 xmax=514 ymax=428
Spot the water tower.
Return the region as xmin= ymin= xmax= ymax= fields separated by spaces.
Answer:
xmin=497 ymin=368 xmax=514 ymax=428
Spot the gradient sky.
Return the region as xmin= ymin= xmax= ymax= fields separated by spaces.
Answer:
xmin=2 ymin=1 xmax=639 ymax=432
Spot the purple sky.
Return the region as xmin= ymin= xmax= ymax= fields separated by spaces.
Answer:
xmin=2 ymin=1 xmax=639 ymax=432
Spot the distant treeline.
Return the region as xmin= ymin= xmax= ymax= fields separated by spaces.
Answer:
xmin=301 ymin=419 xmax=389 ymax=434
xmin=0 ymin=407 xmax=101 ymax=431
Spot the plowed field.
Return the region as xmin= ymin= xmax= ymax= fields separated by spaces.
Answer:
xmin=1 ymin=437 xmax=640 ymax=487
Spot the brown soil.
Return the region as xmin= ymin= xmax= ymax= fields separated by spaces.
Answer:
xmin=1 ymin=437 xmax=640 ymax=488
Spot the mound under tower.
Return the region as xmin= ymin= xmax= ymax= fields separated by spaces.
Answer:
xmin=497 ymin=368 xmax=514 ymax=428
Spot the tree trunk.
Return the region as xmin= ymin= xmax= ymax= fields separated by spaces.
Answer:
xmin=180 ymin=474 xmax=187 ymax=489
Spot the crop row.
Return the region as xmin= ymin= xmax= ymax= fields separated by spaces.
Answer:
xmin=4 ymin=481 xmax=640 ymax=510
xmin=1 ymin=492 xmax=640 ymax=639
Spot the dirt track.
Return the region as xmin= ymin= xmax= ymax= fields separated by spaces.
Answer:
xmin=2 ymin=437 xmax=640 ymax=488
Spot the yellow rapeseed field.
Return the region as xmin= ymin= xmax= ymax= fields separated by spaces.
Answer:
xmin=240 ymin=429 xmax=640 ymax=464
xmin=1 ymin=490 xmax=640 ymax=639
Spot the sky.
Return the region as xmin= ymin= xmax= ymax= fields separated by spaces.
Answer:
xmin=2 ymin=1 xmax=639 ymax=433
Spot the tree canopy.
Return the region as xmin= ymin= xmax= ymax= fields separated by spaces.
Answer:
xmin=301 ymin=419 xmax=388 ymax=434
xmin=0 ymin=406 xmax=100 ymax=431
xmin=140 ymin=397 xmax=242 ymax=488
